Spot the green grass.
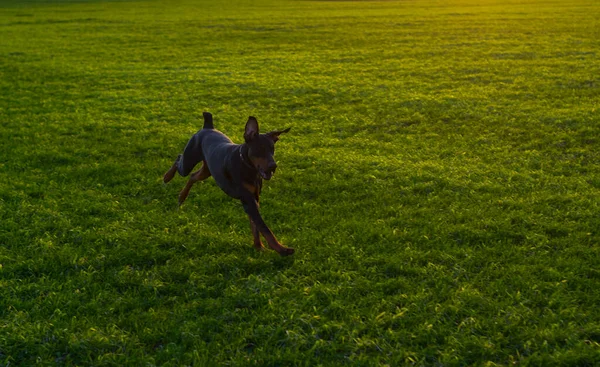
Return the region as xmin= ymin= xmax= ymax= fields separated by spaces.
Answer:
xmin=1 ymin=0 xmax=599 ymax=365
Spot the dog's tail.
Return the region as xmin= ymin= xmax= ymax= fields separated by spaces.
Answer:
xmin=202 ymin=112 xmax=214 ymax=129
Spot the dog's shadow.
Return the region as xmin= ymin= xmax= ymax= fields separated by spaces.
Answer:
xmin=243 ymin=246 xmax=296 ymax=274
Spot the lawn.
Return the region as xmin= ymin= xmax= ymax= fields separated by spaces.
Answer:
xmin=1 ymin=0 xmax=599 ymax=365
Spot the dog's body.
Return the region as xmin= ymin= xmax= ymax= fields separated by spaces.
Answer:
xmin=163 ymin=112 xmax=294 ymax=256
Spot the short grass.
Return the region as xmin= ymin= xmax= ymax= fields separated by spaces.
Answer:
xmin=1 ymin=0 xmax=599 ymax=365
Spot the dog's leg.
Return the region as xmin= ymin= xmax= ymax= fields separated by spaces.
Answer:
xmin=163 ymin=155 xmax=181 ymax=183
xmin=242 ymin=194 xmax=294 ymax=256
xmin=244 ymin=183 xmax=266 ymax=251
xmin=248 ymin=216 xmax=265 ymax=251
xmin=261 ymin=227 xmax=294 ymax=256
xmin=178 ymin=161 xmax=211 ymax=206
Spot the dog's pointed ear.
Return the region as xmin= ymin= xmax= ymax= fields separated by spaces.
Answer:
xmin=267 ymin=127 xmax=291 ymax=143
xmin=244 ymin=116 xmax=259 ymax=142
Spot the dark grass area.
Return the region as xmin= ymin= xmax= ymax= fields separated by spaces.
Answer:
xmin=1 ymin=0 xmax=599 ymax=365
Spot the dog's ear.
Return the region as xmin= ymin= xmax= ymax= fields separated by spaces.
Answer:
xmin=244 ymin=116 xmax=259 ymax=142
xmin=267 ymin=127 xmax=291 ymax=143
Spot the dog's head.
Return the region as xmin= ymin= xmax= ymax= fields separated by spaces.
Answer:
xmin=244 ymin=116 xmax=290 ymax=180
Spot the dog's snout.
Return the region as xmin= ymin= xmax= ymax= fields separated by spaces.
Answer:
xmin=268 ymin=162 xmax=277 ymax=172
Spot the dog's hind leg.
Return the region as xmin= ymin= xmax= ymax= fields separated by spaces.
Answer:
xmin=178 ymin=160 xmax=211 ymax=206
xmin=165 ymin=131 xmax=204 ymax=184
xmin=163 ymin=155 xmax=181 ymax=184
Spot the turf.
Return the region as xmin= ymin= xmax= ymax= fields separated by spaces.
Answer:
xmin=1 ymin=0 xmax=599 ymax=365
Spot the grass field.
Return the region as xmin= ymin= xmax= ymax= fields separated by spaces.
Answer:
xmin=1 ymin=0 xmax=599 ymax=365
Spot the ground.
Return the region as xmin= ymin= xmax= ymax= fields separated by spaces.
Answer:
xmin=0 ymin=0 xmax=599 ymax=365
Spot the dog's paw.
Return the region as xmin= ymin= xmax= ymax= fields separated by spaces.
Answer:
xmin=279 ymin=247 xmax=295 ymax=256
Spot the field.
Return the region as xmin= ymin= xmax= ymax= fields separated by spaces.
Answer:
xmin=1 ymin=0 xmax=599 ymax=365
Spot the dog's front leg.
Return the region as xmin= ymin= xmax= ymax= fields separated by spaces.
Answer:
xmin=248 ymin=215 xmax=265 ymax=251
xmin=241 ymin=194 xmax=294 ymax=256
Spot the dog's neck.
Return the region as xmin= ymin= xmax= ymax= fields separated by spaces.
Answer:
xmin=239 ymin=144 xmax=255 ymax=170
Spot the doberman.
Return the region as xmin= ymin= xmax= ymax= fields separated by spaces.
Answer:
xmin=163 ymin=112 xmax=294 ymax=256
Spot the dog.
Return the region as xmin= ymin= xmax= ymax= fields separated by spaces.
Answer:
xmin=163 ymin=112 xmax=294 ymax=256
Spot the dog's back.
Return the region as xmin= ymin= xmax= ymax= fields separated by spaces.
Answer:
xmin=176 ymin=113 xmax=234 ymax=177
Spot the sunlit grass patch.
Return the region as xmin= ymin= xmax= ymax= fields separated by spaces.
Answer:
xmin=1 ymin=0 xmax=599 ymax=365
